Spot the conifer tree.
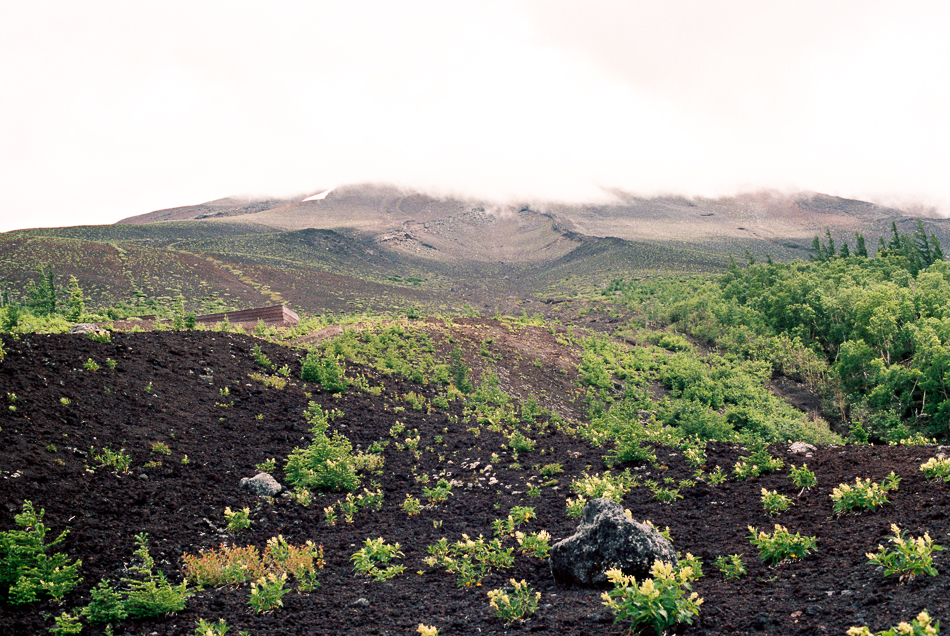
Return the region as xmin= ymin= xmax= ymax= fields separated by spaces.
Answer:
xmin=26 ymin=265 xmax=59 ymax=316
xmin=854 ymin=232 xmax=868 ymax=258
xmin=66 ymin=276 xmax=85 ymax=322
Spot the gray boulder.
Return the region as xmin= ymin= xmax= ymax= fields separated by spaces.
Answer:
xmin=239 ymin=472 xmax=283 ymax=496
xmin=69 ymin=323 xmax=108 ymax=335
xmin=550 ymin=498 xmax=677 ymax=586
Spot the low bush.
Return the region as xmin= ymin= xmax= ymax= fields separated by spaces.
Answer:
xmin=426 ymin=535 xmax=515 ymax=588
xmin=423 ymin=477 xmax=454 ymax=503
xmin=830 ymin=472 xmax=900 ymax=514
xmin=249 ymin=573 xmax=287 ymax=613
xmin=920 ymin=456 xmax=950 ymax=481
xmin=601 ymin=560 xmax=703 ymax=635
xmin=0 ymin=501 xmax=82 ymax=604
xmin=760 ymin=488 xmax=793 ymax=516
xmin=487 ymin=579 xmax=540 ymax=624
xmin=847 ymin=610 xmax=940 ymax=636
xmin=748 ymin=524 xmax=817 ymax=564
xmin=85 ymin=533 xmax=192 ymax=621
xmin=182 ymin=536 xmax=323 ymax=589
xmin=50 ymin=611 xmax=83 ymax=636
xmin=284 ymin=402 xmax=359 ymax=492
xmin=733 ymin=442 xmax=784 ymax=480
xmin=301 ymin=351 xmax=348 ymax=393
xmin=789 ymin=463 xmax=817 ymax=490
xmin=569 ymin=471 xmax=636 ymax=503
xmin=252 ymin=344 xmax=272 ymax=369
xmin=514 ymin=530 xmax=551 ymax=559
xmin=90 ymin=446 xmax=131 ymax=473
xmin=866 ymin=524 xmax=943 ymax=582
xmin=224 ymin=507 xmax=251 ymax=532
xmin=351 ymin=537 xmax=405 ymax=581
xmin=714 ymin=554 xmax=746 ymax=579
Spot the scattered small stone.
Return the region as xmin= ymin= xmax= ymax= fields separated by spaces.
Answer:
xmin=789 ymin=442 xmax=817 ymax=455
xmin=69 ymin=323 xmax=108 ymax=335
xmin=239 ymin=472 xmax=283 ymax=496
xmin=351 ymin=597 xmax=370 ymax=607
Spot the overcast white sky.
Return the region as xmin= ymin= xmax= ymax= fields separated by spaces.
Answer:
xmin=2 ymin=1 xmax=949 ymax=232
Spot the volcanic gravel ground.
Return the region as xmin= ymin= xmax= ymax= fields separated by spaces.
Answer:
xmin=1 ymin=331 xmax=949 ymax=635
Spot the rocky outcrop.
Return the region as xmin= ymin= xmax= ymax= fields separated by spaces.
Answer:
xmin=550 ymin=498 xmax=677 ymax=586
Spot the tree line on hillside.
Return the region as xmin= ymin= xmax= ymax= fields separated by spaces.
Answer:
xmin=0 ymin=264 xmax=198 ymax=333
xmin=809 ymin=220 xmax=944 ymax=274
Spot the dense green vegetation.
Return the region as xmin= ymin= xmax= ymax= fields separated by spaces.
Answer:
xmin=607 ymin=224 xmax=950 ymax=443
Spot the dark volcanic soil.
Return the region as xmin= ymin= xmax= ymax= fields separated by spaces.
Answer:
xmin=1 ymin=331 xmax=949 ymax=636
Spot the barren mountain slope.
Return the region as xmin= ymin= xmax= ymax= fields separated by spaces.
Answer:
xmin=118 ymin=197 xmax=299 ymax=225
xmin=118 ymin=184 xmax=943 ymax=264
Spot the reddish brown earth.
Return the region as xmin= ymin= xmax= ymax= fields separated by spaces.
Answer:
xmin=1 ymin=330 xmax=949 ymax=636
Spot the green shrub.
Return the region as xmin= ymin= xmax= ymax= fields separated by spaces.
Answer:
xmin=426 ymin=535 xmax=515 ymax=587
xmin=224 ymin=507 xmax=251 ymax=532
xmin=423 ymin=478 xmax=454 ymax=503
xmin=847 ymin=610 xmax=939 ymax=636
xmin=284 ymin=402 xmax=359 ymax=492
xmin=301 ymin=351 xmax=349 ymax=392
xmin=83 ymin=579 xmax=127 ymax=622
xmin=866 ymin=524 xmax=943 ymax=582
xmin=350 ymin=537 xmax=405 ymax=581
xmin=609 ymin=435 xmax=658 ymax=465
xmin=85 ymin=533 xmax=191 ymax=621
xmin=255 ymin=458 xmax=277 ymax=473
xmin=448 ymin=346 xmax=473 ymax=393
xmin=252 ymin=344 xmax=272 ymax=369
xmin=760 ymin=488 xmax=793 ymax=515
xmin=119 ymin=533 xmax=192 ymax=619
xmin=733 ymin=442 xmax=784 ymax=480
xmin=789 ymin=463 xmax=817 ymax=489
xmin=569 ymin=471 xmax=635 ymax=502
xmin=515 ymin=530 xmax=552 ymax=559
xmin=830 ymin=472 xmax=900 ymax=514
xmin=192 ymin=618 xmax=235 ymax=636
xmin=713 ymin=554 xmax=746 ymax=579
xmin=508 ymin=430 xmax=535 ymax=453
xmin=487 ymin=579 xmax=540 ymax=624
xmin=662 ymin=399 xmax=735 ymax=442
xmin=90 ymin=446 xmax=131 ymax=473
xmin=0 ymin=501 xmax=82 ymax=604
xmin=248 ymin=573 xmax=288 ymax=613
xmin=491 ymin=507 xmax=535 ymax=537
xmin=50 ymin=611 xmax=83 ymax=635
xmin=748 ymin=524 xmax=817 ymax=564
xmin=649 ymin=332 xmax=693 ymax=352
xmin=920 ymin=456 xmax=950 ymax=481
xmin=601 ymin=560 xmax=703 ymax=635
